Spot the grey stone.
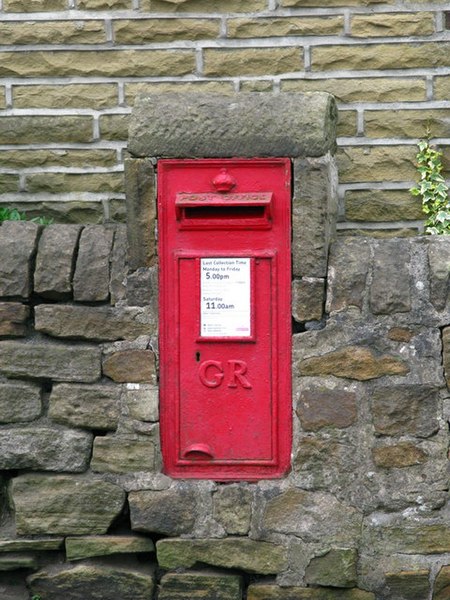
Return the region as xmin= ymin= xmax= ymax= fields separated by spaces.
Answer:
xmin=49 ymin=383 xmax=121 ymax=431
xmin=126 ymin=267 xmax=156 ymax=307
xmin=0 ymin=302 xmax=29 ymax=337
xmin=292 ymin=154 xmax=338 ymax=278
xmin=292 ymin=278 xmax=325 ymax=322
xmin=0 ymin=539 xmax=63 ymax=553
xmin=11 ymin=474 xmax=126 ymax=535
xmin=0 ymin=340 xmax=101 ymax=382
xmin=384 ymin=570 xmax=431 ymax=600
xmin=0 ymin=381 xmax=41 ymax=423
xmin=130 ymin=487 xmax=196 ymax=535
xmin=442 ymin=327 xmax=450 ymax=389
xmin=304 ymin=548 xmax=358 ymax=588
xmin=124 ymin=158 xmax=157 ymax=270
xmin=65 ymin=535 xmax=154 ymax=561
xmin=28 ymin=563 xmax=155 ymax=600
xmin=35 ymin=304 xmax=155 ymax=341
xmin=109 ymin=224 xmax=128 ymax=306
xmin=362 ymin=523 xmax=450 ymax=555
xmin=73 ymin=225 xmax=114 ymax=302
xmin=213 ymin=484 xmax=252 ymax=535
xmin=123 ymin=384 xmax=159 ymax=421
xmin=128 ymin=93 xmax=337 ymax=158
xmin=247 ymin=585 xmax=375 ymax=599
xmin=102 ymin=349 xmax=157 ymax=383
xmin=428 ymin=238 xmax=450 ymax=310
xmin=0 ymin=221 xmax=40 ymax=298
xmin=297 ymin=387 xmax=357 ymax=431
xmin=91 ymin=434 xmax=155 ymax=473
xmin=0 ymin=555 xmax=38 ymax=571
xmin=159 ymin=572 xmax=243 ymax=600
xmin=34 ymin=224 xmax=82 ymax=299
xmin=370 ymin=240 xmax=411 ymax=314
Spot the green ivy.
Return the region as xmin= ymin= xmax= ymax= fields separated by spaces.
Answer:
xmin=410 ymin=138 xmax=450 ymax=235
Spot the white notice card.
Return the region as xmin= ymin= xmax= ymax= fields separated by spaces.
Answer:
xmin=200 ymin=258 xmax=251 ymax=337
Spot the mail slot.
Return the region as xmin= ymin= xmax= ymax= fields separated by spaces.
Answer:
xmin=158 ymin=158 xmax=292 ymax=480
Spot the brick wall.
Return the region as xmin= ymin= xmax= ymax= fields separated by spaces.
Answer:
xmin=0 ymin=0 xmax=449 ymax=233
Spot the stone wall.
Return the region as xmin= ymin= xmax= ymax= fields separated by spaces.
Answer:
xmin=0 ymin=217 xmax=450 ymax=599
xmin=0 ymin=0 xmax=449 ymax=233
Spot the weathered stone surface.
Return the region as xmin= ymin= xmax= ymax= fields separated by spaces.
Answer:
xmin=292 ymin=155 xmax=338 ymax=278
xmin=292 ymin=278 xmax=325 ymax=322
xmin=11 ymin=474 xmax=125 ymax=535
xmin=262 ymin=490 xmax=362 ymax=544
xmin=443 ymin=328 xmax=450 ymax=389
xmin=123 ymin=384 xmax=159 ymax=422
xmin=326 ymin=238 xmax=371 ymax=313
xmin=91 ymin=435 xmax=155 ymax=473
xmin=203 ymin=47 xmax=301 ymax=77
xmin=0 ymin=341 xmax=101 ymax=382
xmin=0 ymin=116 xmax=93 ymax=144
xmin=387 ymin=327 xmax=414 ymax=343
xmin=213 ymin=484 xmax=252 ymax=535
xmin=49 ymin=383 xmax=120 ymax=431
xmin=345 ymin=189 xmax=423 ymax=222
xmin=28 ymin=563 xmax=155 ymax=600
xmin=115 ymin=17 xmax=220 ymax=43
xmin=247 ymin=584 xmax=375 ymax=599
xmin=73 ymin=225 xmax=114 ymax=302
xmin=0 ymin=381 xmax=40 ymax=424
xmin=428 ymin=239 xmax=450 ymax=310
xmin=130 ymin=488 xmax=196 ymax=535
xmin=129 ymin=93 xmax=337 ymax=159
xmin=0 ymin=221 xmax=40 ymax=298
xmin=13 ymin=83 xmax=118 ymax=109
xmin=372 ymin=442 xmax=428 ymax=468
xmin=0 ymin=539 xmax=63 ymax=552
xmin=305 ymin=549 xmax=357 ymax=588
xmin=363 ymin=524 xmax=450 ymax=555
xmin=159 ymin=572 xmax=243 ymax=600
xmin=157 ymin=538 xmax=288 ymax=574
xmin=65 ymin=535 xmax=154 ymax=560
xmin=0 ymin=303 xmax=29 ymax=337
xmin=351 ymin=13 xmax=434 ymax=38
xmin=0 ymin=427 xmax=92 ymax=472
xmin=433 ymin=566 xmax=450 ymax=600
xmin=384 ymin=570 xmax=430 ymax=600
xmin=370 ymin=241 xmax=411 ymax=314
xmin=124 ymin=158 xmax=157 ymax=270
xmin=299 ymin=346 xmax=409 ymax=381
xmin=34 ymin=224 xmax=82 ymax=299
xmin=35 ymin=304 xmax=155 ymax=341
xmin=126 ymin=267 xmax=157 ymax=307
xmin=371 ymin=385 xmax=439 ymax=438
xmin=229 ymin=16 xmax=343 ymax=37
xmin=297 ymin=387 xmax=357 ymax=431
xmin=103 ymin=349 xmax=157 ymax=383
xmin=0 ymin=555 xmax=38 ymax=571
xmin=110 ymin=224 xmax=128 ymax=306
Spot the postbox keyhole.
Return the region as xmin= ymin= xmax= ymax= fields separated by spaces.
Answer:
xmin=195 ymin=352 xmax=201 ymax=362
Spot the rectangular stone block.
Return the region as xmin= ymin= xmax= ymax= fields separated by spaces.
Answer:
xmin=0 ymin=221 xmax=40 ymax=298
xmin=141 ymin=0 xmax=266 ymax=11
xmin=65 ymin=535 xmax=154 ymax=561
xmin=114 ymin=18 xmax=220 ymax=43
xmin=91 ymin=435 xmax=155 ymax=473
xmin=428 ymin=239 xmax=450 ymax=310
xmin=125 ymin=81 xmax=234 ymax=104
xmin=282 ymin=0 xmax=393 ymax=5
xmin=345 ymin=190 xmax=423 ymax=222
xmin=3 ymin=0 xmax=67 ymax=9
xmin=0 ymin=148 xmax=117 ymax=169
xmin=99 ymin=114 xmax=130 ymax=141
xmin=0 ymin=21 xmax=106 ymax=45
xmin=123 ymin=384 xmax=159 ymax=422
xmin=109 ymin=224 xmax=128 ymax=306
xmin=0 ymin=174 xmax=18 ymax=192
xmin=73 ymin=225 xmax=114 ymax=302
xmin=0 ymin=341 xmax=101 ymax=382
xmin=363 ymin=523 xmax=450 ymax=555
xmin=369 ymin=240 xmax=411 ymax=314
xmin=0 ymin=381 xmax=41 ymax=423
xmin=228 ymin=16 xmax=343 ymax=37
xmin=159 ymin=572 xmax=243 ymax=600
xmin=247 ymin=584 xmax=375 ymax=599
xmin=203 ymin=48 xmax=302 ymax=77
xmin=365 ymin=109 xmax=450 ymax=139
xmin=338 ymin=110 xmax=357 ymax=136
xmin=77 ymin=0 xmax=131 ymax=7
xmin=13 ymin=83 xmax=118 ymax=109
xmin=337 ymin=146 xmax=416 ymax=183
xmin=0 ymin=302 xmax=29 ymax=336
xmin=350 ymin=13 xmax=434 ymax=37
xmin=26 ymin=172 xmax=124 ymax=194
xmin=292 ymin=278 xmax=325 ymax=322
xmin=434 ymin=75 xmax=450 ymax=101
xmin=0 ymin=116 xmax=93 ymax=144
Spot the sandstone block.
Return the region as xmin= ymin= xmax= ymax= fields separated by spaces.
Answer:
xmin=433 ymin=566 xmax=450 ymax=600
xmin=297 ymin=388 xmax=357 ymax=431
xmin=4 ymin=0 xmax=67 ymax=9
xmin=49 ymin=383 xmax=120 ymax=431
xmin=13 ymin=83 xmax=118 ymax=109
xmin=130 ymin=488 xmax=196 ymax=535
xmin=384 ymin=570 xmax=430 ymax=600
xmin=157 ymin=538 xmax=288 ymax=574
xmin=125 ymin=80 xmax=234 ymax=103
xmin=337 ymin=146 xmax=416 ymax=184
xmin=364 ymin=524 xmax=450 ymax=555
xmin=0 ymin=221 xmax=40 ymax=298
xmin=0 ymin=539 xmax=63 ymax=552
xmin=428 ymin=239 xmax=450 ymax=310
xmin=305 ymin=548 xmax=357 ymax=588
xmin=247 ymin=584 xmax=375 ymax=599
xmin=370 ymin=240 xmax=411 ymax=314
xmin=372 ymin=443 xmax=428 ymax=468
xmin=99 ymin=114 xmax=130 ymax=141
xmin=0 ymin=381 xmax=41 ymax=423
xmin=203 ymin=47 xmax=300 ymax=77
xmin=228 ymin=16 xmax=343 ymax=38
xmin=0 ymin=427 xmax=92 ymax=472
xmin=345 ymin=190 xmax=423 ymax=222
xmin=35 ymin=304 xmax=155 ymax=341
xmin=0 ymin=174 xmax=18 ymax=192
xmin=123 ymin=384 xmax=159 ymax=422
xmin=213 ymin=485 xmax=252 ymax=535
xmin=0 ymin=148 xmax=116 ymax=169
xmin=91 ymin=435 xmax=155 ymax=473
xmin=73 ymin=225 xmax=114 ymax=302
xmin=0 ymin=341 xmax=101 ymax=382
xmin=34 ymin=224 xmax=82 ymax=299
xmin=365 ymin=109 xmax=450 ymax=140
xmin=0 ymin=302 xmax=29 ymax=336
xmin=387 ymin=327 xmax=414 ymax=343
xmin=26 ymin=172 xmax=124 ymax=194
xmin=11 ymin=474 xmax=125 ymax=535
xmin=28 ymin=563 xmax=155 ymax=600
xmin=110 ymin=224 xmax=127 ymax=306
xmin=65 ymin=535 xmax=154 ymax=561
xmin=114 ymin=18 xmax=220 ymax=43
xmin=292 ymin=278 xmax=325 ymax=322
xmin=103 ymin=349 xmax=157 ymax=383
xmin=141 ymin=0 xmax=267 ymax=12
xmin=159 ymin=572 xmax=243 ymax=600
xmin=434 ymin=75 xmax=450 ymax=101
xmin=299 ymin=346 xmax=408 ymax=381
xmin=371 ymin=385 xmax=439 ymax=438
xmin=0 ymin=116 xmax=93 ymax=144
xmin=351 ymin=13 xmax=434 ymax=37
xmin=0 ymin=20 xmax=106 ymax=45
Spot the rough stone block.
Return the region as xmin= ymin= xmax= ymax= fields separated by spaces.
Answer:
xmin=292 ymin=278 xmax=325 ymax=322
xmin=247 ymin=584 xmax=375 ymax=599
xmin=370 ymin=385 xmax=439 ymax=438
xmin=0 ymin=116 xmax=93 ymax=144
xmin=428 ymin=239 xmax=450 ymax=310
xmin=128 ymin=93 xmax=337 ymax=159
xmin=292 ymin=155 xmax=338 ymax=278
xmin=28 ymin=563 xmax=155 ymax=600
xmin=363 ymin=524 xmax=450 ymax=555
xmin=49 ymin=383 xmax=121 ymax=431
xmin=0 ymin=555 xmax=38 ymax=571
xmin=65 ymin=535 xmax=154 ymax=561
xmin=130 ymin=488 xmax=196 ymax=536
xmin=114 ymin=17 xmax=220 ymax=43
xmin=203 ymin=47 xmax=301 ymax=77
xmin=10 ymin=474 xmax=126 ymax=535
xmin=345 ymin=189 xmax=423 ymax=222
xmin=34 ymin=224 xmax=82 ymax=299
xmin=433 ymin=566 xmax=450 ymax=600
xmin=297 ymin=387 xmax=357 ymax=431
xmin=372 ymin=442 xmax=428 ymax=468
xmin=0 ymin=539 xmax=63 ymax=552
xmin=369 ymin=241 xmax=411 ymax=314
xmin=384 ymin=570 xmax=430 ymax=600
xmin=91 ymin=435 xmax=155 ymax=473
xmin=0 ymin=221 xmax=40 ymax=298
xmin=123 ymin=384 xmax=159 ymax=422
xmin=126 ymin=267 xmax=157 ymax=308
xmin=73 ymin=225 xmax=114 ymax=302
xmin=0 ymin=427 xmax=92 ymax=472
xmin=0 ymin=302 xmax=29 ymax=337
xmin=103 ymin=349 xmax=157 ymax=383
xmin=157 ymin=538 xmax=288 ymax=574
xmin=305 ymin=548 xmax=358 ymax=588
xmin=110 ymin=224 xmax=128 ymax=306
xmin=0 ymin=340 xmax=101 ymax=382
xmin=159 ymin=572 xmax=243 ymax=600
xmin=213 ymin=484 xmax=252 ymax=535
xmin=35 ymin=304 xmax=155 ymax=342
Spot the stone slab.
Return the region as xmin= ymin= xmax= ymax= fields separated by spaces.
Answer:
xmin=159 ymin=572 xmax=243 ymax=600
xmin=304 ymin=549 xmax=358 ymax=588
xmin=0 ymin=555 xmax=38 ymax=571
xmin=0 ymin=221 xmax=40 ymax=298
xmin=247 ymin=585 xmax=375 ymax=599
xmin=123 ymin=384 xmax=159 ymax=422
xmin=91 ymin=434 xmax=155 ymax=473
xmin=130 ymin=488 xmax=196 ymax=536
xmin=0 ymin=302 xmax=29 ymax=337
xmin=369 ymin=240 xmax=411 ymax=314
xmin=297 ymin=387 xmax=357 ymax=431
xmin=0 ymin=539 xmax=63 ymax=553
xmin=103 ymin=349 xmax=156 ymax=383
xmin=213 ymin=485 xmax=252 ymax=535
xmin=109 ymin=224 xmax=128 ymax=305
xmin=385 ymin=570 xmax=430 ymax=600
xmin=73 ymin=225 xmax=114 ymax=302
xmin=65 ymin=535 xmax=154 ymax=560
xmin=428 ymin=239 xmax=450 ymax=310
xmin=0 ymin=381 xmax=41 ymax=423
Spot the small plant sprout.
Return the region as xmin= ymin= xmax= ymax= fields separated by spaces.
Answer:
xmin=410 ymin=133 xmax=450 ymax=234
xmin=0 ymin=207 xmax=53 ymax=225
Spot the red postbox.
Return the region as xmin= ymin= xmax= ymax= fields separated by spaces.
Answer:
xmin=158 ymin=158 xmax=292 ymax=480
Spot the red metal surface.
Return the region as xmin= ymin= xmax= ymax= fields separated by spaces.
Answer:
xmin=158 ymin=158 xmax=292 ymax=480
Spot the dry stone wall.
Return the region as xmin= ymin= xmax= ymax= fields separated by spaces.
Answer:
xmin=0 ymin=0 xmax=449 ymax=233
xmin=0 ymin=218 xmax=450 ymax=599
